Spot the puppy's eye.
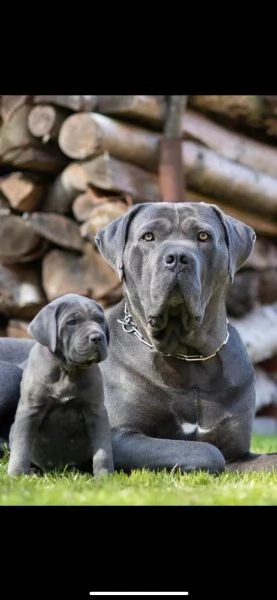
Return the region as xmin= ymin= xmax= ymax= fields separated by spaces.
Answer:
xmin=141 ymin=232 xmax=154 ymax=242
xmin=197 ymin=231 xmax=210 ymax=242
xmin=66 ymin=318 xmax=77 ymax=326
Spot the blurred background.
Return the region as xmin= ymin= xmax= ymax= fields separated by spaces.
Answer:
xmin=0 ymin=95 xmax=277 ymax=434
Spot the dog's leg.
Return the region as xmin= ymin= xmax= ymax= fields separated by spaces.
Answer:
xmin=226 ymin=452 xmax=277 ymax=472
xmin=7 ymin=404 xmax=38 ymax=476
xmin=112 ymin=431 xmax=225 ymax=474
xmin=91 ymin=406 xmax=114 ymax=476
xmin=0 ymin=361 xmax=23 ymax=454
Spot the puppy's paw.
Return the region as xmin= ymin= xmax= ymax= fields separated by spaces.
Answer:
xmin=93 ymin=467 xmax=114 ymax=478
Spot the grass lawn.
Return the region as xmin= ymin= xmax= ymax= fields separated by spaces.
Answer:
xmin=0 ymin=434 xmax=277 ymax=506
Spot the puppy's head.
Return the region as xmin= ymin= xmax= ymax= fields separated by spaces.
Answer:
xmin=28 ymin=293 xmax=109 ymax=367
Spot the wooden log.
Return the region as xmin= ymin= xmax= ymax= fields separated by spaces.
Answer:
xmin=0 ymin=263 xmax=46 ymax=319
xmin=0 ymin=104 xmax=68 ymax=174
xmin=22 ymin=212 xmax=84 ymax=252
xmin=80 ymin=200 xmax=129 ymax=243
xmin=254 ymin=367 xmax=277 ymax=413
xmin=183 ymin=141 xmax=277 ymax=218
xmin=0 ymin=172 xmax=44 ymax=212
xmin=182 ymin=109 xmax=277 ymax=179
xmin=226 ymin=271 xmax=260 ymax=318
xmin=226 ymin=269 xmax=277 ymax=317
xmin=33 ymin=95 xmax=97 ymax=112
xmin=72 ymin=187 xmax=133 ymax=222
xmin=189 ymin=95 xmax=277 ymax=139
xmin=7 ymin=320 xmax=32 ymax=339
xmin=230 ymin=303 xmax=277 ymax=363
xmin=58 ymin=112 xmax=160 ymax=169
xmin=97 ymin=95 xmax=165 ymax=128
xmin=42 ymin=243 xmax=122 ymax=307
xmin=244 ymin=237 xmax=277 ymax=270
xmin=0 ymin=239 xmax=49 ymax=265
xmin=80 ymin=155 xmax=161 ymax=203
xmin=1 ymin=95 xmax=32 ymax=122
xmin=189 ymin=96 xmax=264 ymax=128
xmin=0 ymin=214 xmax=42 ymax=261
xmin=40 ymin=162 xmax=89 ymax=213
xmin=27 ymin=104 xmax=67 ymax=143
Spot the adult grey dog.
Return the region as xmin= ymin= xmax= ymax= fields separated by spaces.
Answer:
xmin=1 ymin=201 xmax=277 ymax=474
xmin=94 ymin=201 xmax=277 ymax=473
xmin=7 ymin=293 xmax=114 ymax=476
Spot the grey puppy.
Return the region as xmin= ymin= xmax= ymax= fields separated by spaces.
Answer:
xmin=95 ymin=201 xmax=277 ymax=474
xmin=7 ymin=293 xmax=114 ymax=477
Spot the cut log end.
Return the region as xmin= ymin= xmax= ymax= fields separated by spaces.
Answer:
xmin=28 ymin=105 xmax=58 ymax=139
xmin=59 ymin=113 xmax=101 ymax=160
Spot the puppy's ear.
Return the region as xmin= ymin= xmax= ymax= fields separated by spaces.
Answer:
xmin=211 ymin=205 xmax=256 ymax=283
xmin=95 ymin=204 xmax=146 ymax=281
xmin=27 ymin=303 xmax=60 ymax=352
xmin=91 ymin=300 xmax=110 ymax=346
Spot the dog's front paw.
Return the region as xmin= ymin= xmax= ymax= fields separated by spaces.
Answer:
xmin=93 ymin=467 xmax=114 ymax=478
xmin=7 ymin=464 xmax=32 ymax=477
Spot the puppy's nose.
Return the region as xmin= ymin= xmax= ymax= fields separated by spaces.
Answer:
xmin=163 ymin=249 xmax=190 ymax=268
xmin=88 ymin=333 xmax=102 ymax=343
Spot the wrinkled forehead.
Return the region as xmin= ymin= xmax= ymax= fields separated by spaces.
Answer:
xmin=129 ymin=202 xmax=223 ymax=235
xmin=53 ymin=296 xmax=103 ymax=321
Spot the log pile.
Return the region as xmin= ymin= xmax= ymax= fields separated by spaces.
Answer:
xmin=1 ymin=94 xmax=277 ymax=427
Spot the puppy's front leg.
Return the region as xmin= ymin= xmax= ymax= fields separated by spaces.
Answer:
xmin=8 ymin=403 xmax=38 ymax=476
xmin=91 ymin=405 xmax=114 ymax=477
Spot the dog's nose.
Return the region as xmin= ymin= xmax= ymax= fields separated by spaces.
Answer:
xmin=88 ymin=333 xmax=102 ymax=343
xmin=163 ymin=249 xmax=190 ymax=268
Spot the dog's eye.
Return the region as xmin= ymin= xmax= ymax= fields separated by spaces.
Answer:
xmin=141 ymin=232 xmax=155 ymax=242
xmin=66 ymin=318 xmax=77 ymax=326
xmin=197 ymin=231 xmax=210 ymax=242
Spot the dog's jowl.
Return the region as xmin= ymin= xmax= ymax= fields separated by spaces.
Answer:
xmin=7 ymin=293 xmax=114 ymax=476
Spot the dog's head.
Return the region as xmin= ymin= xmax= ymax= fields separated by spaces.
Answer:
xmin=96 ymin=202 xmax=255 ymax=355
xmin=28 ymin=293 xmax=109 ymax=367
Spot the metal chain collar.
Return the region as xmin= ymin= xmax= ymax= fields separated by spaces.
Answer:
xmin=117 ymin=303 xmax=229 ymax=362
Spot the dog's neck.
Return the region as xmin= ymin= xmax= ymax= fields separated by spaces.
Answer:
xmin=119 ymin=294 xmax=229 ymax=362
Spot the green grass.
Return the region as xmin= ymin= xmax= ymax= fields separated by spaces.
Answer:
xmin=1 ymin=434 xmax=277 ymax=506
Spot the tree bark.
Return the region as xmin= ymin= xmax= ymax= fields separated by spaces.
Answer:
xmin=182 ymin=109 xmax=277 ymax=179
xmin=80 ymin=155 xmax=161 ymax=203
xmin=41 ymin=162 xmax=89 ymax=213
xmin=0 ymin=104 xmax=68 ymax=173
xmin=33 ymin=95 xmax=97 ymax=112
xmin=42 ymin=243 xmax=122 ymax=307
xmin=97 ymin=95 xmax=165 ymax=128
xmin=230 ymin=303 xmax=277 ymax=363
xmin=1 ymin=95 xmax=32 ymax=122
xmin=0 ymin=262 xmax=46 ymax=318
xmin=58 ymin=112 xmax=160 ymax=169
xmin=184 ymin=141 xmax=277 ymax=218
xmin=22 ymin=212 xmax=84 ymax=252
xmin=72 ymin=187 xmax=132 ymax=222
xmin=0 ymin=215 xmax=42 ymax=261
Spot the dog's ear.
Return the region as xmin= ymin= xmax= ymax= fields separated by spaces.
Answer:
xmin=93 ymin=301 xmax=110 ymax=346
xmin=211 ymin=205 xmax=256 ymax=282
xmin=95 ymin=204 xmax=147 ymax=281
xmin=27 ymin=303 xmax=60 ymax=352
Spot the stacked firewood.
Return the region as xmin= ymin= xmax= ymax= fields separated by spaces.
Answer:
xmin=1 ymin=94 xmax=277 ymax=428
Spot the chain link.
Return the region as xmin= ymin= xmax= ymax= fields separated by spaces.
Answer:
xmin=117 ymin=303 xmax=229 ymax=362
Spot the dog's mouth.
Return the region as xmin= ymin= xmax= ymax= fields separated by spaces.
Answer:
xmin=146 ymin=299 xmax=202 ymax=353
xmin=66 ymin=352 xmax=101 ymax=368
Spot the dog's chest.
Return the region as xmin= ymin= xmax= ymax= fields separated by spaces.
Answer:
xmin=48 ymin=371 xmax=79 ymax=404
xmin=172 ymin=389 xmax=231 ymax=442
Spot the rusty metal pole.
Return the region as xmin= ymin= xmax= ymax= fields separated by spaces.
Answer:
xmin=159 ymin=95 xmax=187 ymax=202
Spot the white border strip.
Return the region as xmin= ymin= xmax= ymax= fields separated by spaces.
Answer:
xmin=89 ymin=593 xmax=189 ymax=596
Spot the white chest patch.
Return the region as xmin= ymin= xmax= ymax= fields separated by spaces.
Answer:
xmin=181 ymin=421 xmax=212 ymax=436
